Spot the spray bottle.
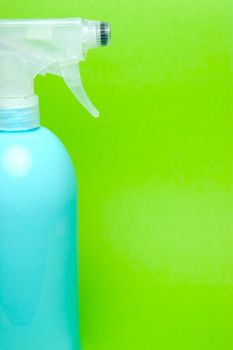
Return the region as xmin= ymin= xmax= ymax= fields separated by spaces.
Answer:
xmin=0 ymin=18 xmax=111 ymax=349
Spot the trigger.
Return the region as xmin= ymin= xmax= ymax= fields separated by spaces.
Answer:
xmin=60 ymin=64 xmax=99 ymax=118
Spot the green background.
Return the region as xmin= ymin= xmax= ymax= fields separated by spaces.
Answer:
xmin=2 ymin=0 xmax=233 ymax=349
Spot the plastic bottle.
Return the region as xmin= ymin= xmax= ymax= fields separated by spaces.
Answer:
xmin=0 ymin=18 xmax=111 ymax=350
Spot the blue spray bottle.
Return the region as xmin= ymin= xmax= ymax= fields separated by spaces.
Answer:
xmin=0 ymin=18 xmax=111 ymax=349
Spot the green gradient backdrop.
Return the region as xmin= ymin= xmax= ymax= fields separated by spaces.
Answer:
xmin=2 ymin=0 xmax=233 ymax=349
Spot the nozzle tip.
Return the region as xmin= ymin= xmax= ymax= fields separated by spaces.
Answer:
xmin=100 ymin=22 xmax=111 ymax=46
xmin=82 ymin=19 xmax=111 ymax=49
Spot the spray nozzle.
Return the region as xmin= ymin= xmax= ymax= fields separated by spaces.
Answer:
xmin=0 ymin=18 xmax=111 ymax=119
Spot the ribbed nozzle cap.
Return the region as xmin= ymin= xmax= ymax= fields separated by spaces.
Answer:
xmin=100 ymin=22 xmax=111 ymax=46
xmin=82 ymin=20 xmax=111 ymax=49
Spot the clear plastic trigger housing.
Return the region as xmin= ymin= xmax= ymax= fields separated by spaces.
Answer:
xmin=60 ymin=63 xmax=99 ymax=118
xmin=0 ymin=18 xmax=111 ymax=121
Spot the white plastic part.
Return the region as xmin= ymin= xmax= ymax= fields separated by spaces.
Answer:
xmin=0 ymin=18 xmax=111 ymax=124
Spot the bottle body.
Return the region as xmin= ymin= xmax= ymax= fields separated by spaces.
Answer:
xmin=0 ymin=127 xmax=80 ymax=349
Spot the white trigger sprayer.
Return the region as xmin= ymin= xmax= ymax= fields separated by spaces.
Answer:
xmin=0 ymin=18 xmax=111 ymax=121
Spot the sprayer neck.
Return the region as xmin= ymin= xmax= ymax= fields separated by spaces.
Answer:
xmin=0 ymin=95 xmax=40 ymax=131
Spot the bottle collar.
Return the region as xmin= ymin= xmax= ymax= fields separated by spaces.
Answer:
xmin=0 ymin=95 xmax=40 ymax=131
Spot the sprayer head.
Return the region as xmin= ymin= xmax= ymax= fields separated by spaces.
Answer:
xmin=0 ymin=18 xmax=111 ymax=128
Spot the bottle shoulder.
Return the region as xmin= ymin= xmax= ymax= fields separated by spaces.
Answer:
xmin=0 ymin=126 xmax=65 ymax=146
xmin=0 ymin=126 xmax=77 ymax=184
xmin=0 ymin=126 xmax=71 ymax=159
